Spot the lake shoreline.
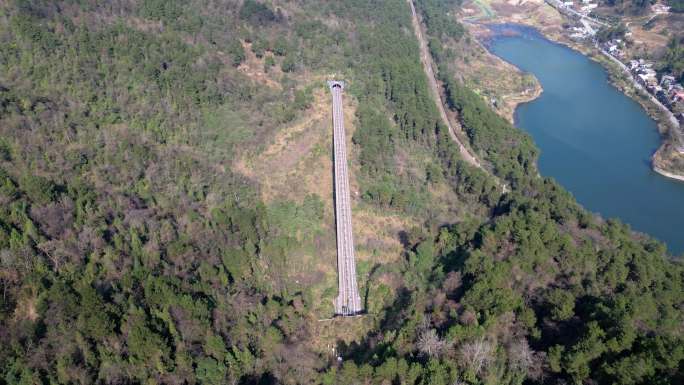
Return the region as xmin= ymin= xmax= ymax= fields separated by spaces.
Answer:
xmin=653 ymin=166 xmax=684 ymax=183
xmin=485 ymin=27 xmax=684 ymax=253
xmin=478 ymin=22 xmax=684 ymax=182
xmin=589 ymin=50 xmax=684 ymax=181
xmin=483 ymin=22 xmax=684 ymax=182
xmin=466 ymin=23 xmax=544 ymax=125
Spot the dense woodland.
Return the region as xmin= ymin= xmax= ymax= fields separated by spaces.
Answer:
xmin=668 ymin=0 xmax=684 ymax=12
xmin=662 ymin=36 xmax=684 ymax=82
xmin=0 ymin=0 xmax=682 ymax=384
xmin=601 ymin=0 xmax=650 ymax=13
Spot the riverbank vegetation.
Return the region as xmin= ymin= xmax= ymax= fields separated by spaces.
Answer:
xmin=0 ymin=0 xmax=682 ymax=384
xmin=663 ymin=36 xmax=684 ymax=83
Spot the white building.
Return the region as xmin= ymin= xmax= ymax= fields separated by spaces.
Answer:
xmin=580 ymin=3 xmax=598 ymax=12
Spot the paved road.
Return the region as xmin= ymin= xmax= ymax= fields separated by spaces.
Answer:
xmin=580 ymin=18 xmax=596 ymax=35
xmin=328 ymin=81 xmax=362 ymax=316
xmin=544 ymin=0 xmax=610 ymax=28
xmin=597 ymin=47 xmax=684 ymax=151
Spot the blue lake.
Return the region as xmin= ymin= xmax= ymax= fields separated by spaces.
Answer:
xmin=489 ymin=26 xmax=684 ymax=255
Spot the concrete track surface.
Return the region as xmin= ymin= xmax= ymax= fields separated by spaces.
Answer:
xmin=327 ymin=80 xmax=362 ymax=317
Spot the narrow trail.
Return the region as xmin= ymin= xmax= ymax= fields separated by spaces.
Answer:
xmin=407 ymin=0 xmax=485 ymax=171
xmin=408 ymin=0 xmax=508 ymax=192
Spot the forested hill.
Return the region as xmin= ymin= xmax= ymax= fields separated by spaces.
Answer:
xmin=0 ymin=0 xmax=682 ymax=384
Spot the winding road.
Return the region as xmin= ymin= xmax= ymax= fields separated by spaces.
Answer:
xmin=408 ymin=0 xmax=487 ymax=172
xmin=408 ymin=0 xmax=509 ymax=192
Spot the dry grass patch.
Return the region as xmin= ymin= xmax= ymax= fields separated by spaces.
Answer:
xmin=353 ymin=208 xmax=411 ymax=265
xmin=653 ymin=143 xmax=684 ymax=174
xmin=13 ymin=293 xmax=38 ymax=322
xmin=236 ymin=88 xmax=340 ymax=205
xmin=448 ymin=27 xmax=541 ymax=122
xmin=236 ymin=41 xmax=283 ymax=89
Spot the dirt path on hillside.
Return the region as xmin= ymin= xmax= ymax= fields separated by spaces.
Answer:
xmin=407 ymin=0 xmax=485 ymax=171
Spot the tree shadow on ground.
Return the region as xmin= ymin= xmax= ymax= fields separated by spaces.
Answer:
xmin=363 ymin=263 xmax=382 ymax=310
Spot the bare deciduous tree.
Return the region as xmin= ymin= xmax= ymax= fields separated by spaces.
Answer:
xmin=508 ymin=338 xmax=534 ymax=372
xmin=443 ymin=271 xmax=462 ymax=293
xmin=526 ymin=350 xmax=547 ymax=381
xmin=418 ymin=314 xmax=432 ymax=332
xmin=417 ymin=328 xmax=445 ymax=358
xmin=459 ymin=310 xmax=477 ymax=326
xmin=460 ymin=337 xmax=494 ymax=375
xmin=37 ymin=240 xmax=66 ymax=273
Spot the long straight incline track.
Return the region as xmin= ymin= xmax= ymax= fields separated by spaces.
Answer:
xmin=327 ymin=80 xmax=362 ymax=317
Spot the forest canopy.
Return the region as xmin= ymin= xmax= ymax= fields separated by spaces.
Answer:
xmin=0 ymin=0 xmax=681 ymax=384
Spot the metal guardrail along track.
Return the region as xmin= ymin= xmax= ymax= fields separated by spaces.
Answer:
xmin=327 ymin=80 xmax=362 ymax=317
